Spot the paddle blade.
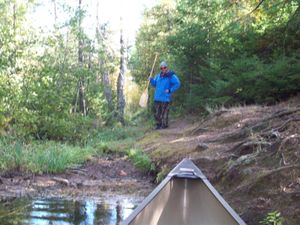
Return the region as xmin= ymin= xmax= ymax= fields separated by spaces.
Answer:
xmin=139 ymin=89 xmax=149 ymax=108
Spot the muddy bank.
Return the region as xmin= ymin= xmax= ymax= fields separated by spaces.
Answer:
xmin=137 ymin=96 xmax=300 ymax=225
xmin=0 ymin=156 xmax=154 ymax=202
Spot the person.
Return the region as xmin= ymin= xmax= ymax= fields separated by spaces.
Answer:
xmin=149 ymin=61 xmax=181 ymax=129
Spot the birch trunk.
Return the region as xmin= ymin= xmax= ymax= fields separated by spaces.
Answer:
xmin=78 ymin=0 xmax=87 ymax=115
xmin=95 ymin=0 xmax=113 ymax=111
xmin=117 ymin=24 xmax=126 ymax=124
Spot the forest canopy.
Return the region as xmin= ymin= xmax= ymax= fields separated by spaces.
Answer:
xmin=130 ymin=0 xmax=300 ymax=111
xmin=0 ymin=0 xmax=300 ymax=139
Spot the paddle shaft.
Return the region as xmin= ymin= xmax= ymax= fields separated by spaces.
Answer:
xmin=145 ymin=53 xmax=159 ymax=90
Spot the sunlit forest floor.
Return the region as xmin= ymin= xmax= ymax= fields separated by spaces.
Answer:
xmin=0 ymin=95 xmax=299 ymax=225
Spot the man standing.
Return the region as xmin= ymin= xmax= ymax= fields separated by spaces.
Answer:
xmin=150 ymin=61 xmax=181 ymax=129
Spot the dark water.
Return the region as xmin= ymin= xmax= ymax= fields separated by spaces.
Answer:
xmin=0 ymin=197 xmax=141 ymax=225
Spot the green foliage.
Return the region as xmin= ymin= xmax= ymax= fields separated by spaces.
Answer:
xmin=127 ymin=149 xmax=155 ymax=172
xmin=223 ymin=55 xmax=300 ymax=104
xmin=131 ymin=0 xmax=300 ymax=111
xmin=260 ymin=211 xmax=284 ymax=225
xmin=129 ymin=2 xmax=176 ymax=85
xmin=37 ymin=115 xmax=95 ymax=141
xmin=0 ymin=1 xmax=119 ymax=140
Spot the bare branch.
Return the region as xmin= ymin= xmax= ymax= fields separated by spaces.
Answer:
xmin=248 ymin=0 xmax=266 ymax=15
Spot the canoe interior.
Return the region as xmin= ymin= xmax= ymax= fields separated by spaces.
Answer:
xmin=129 ymin=178 xmax=240 ymax=225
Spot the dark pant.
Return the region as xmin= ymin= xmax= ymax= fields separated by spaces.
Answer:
xmin=154 ymin=101 xmax=170 ymax=128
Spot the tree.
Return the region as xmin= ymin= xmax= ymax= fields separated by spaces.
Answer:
xmin=95 ymin=0 xmax=113 ymax=112
xmin=0 ymin=0 xmax=119 ymax=138
xmin=117 ymin=20 xmax=126 ymax=124
xmin=77 ymin=0 xmax=87 ymax=115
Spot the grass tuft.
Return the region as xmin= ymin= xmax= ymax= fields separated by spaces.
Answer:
xmin=127 ymin=148 xmax=155 ymax=172
xmin=0 ymin=140 xmax=96 ymax=173
xmin=0 ymin=125 xmax=149 ymax=174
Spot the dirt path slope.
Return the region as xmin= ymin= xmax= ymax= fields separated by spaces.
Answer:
xmin=138 ymin=96 xmax=300 ymax=225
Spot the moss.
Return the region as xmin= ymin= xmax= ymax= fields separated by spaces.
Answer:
xmin=208 ymin=115 xmax=241 ymax=129
xmin=138 ymin=132 xmax=161 ymax=145
xmin=150 ymin=145 xmax=174 ymax=160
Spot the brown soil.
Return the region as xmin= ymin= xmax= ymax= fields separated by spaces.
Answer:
xmin=0 ymin=156 xmax=154 ymax=201
xmin=137 ymin=95 xmax=300 ymax=225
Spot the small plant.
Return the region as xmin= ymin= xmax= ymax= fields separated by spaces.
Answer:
xmin=259 ymin=211 xmax=284 ymax=225
xmin=204 ymin=104 xmax=223 ymax=114
xmin=14 ymin=142 xmax=23 ymax=169
xmin=127 ymin=149 xmax=155 ymax=172
xmin=156 ymin=166 xmax=170 ymax=183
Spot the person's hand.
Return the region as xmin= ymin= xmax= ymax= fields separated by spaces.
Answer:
xmin=148 ymin=77 xmax=152 ymax=81
xmin=165 ymin=89 xmax=170 ymax=93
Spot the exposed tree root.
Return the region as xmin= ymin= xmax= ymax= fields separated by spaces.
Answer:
xmin=250 ymin=108 xmax=300 ymax=133
xmin=261 ymin=117 xmax=300 ymax=135
xmin=278 ymin=134 xmax=300 ymax=153
xmin=228 ymin=140 xmax=271 ymax=155
xmin=236 ymin=164 xmax=300 ymax=193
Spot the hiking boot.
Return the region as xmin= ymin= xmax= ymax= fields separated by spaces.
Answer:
xmin=161 ymin=125 xmax=168 ymax=129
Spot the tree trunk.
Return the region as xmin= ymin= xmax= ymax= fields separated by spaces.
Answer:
xmin=102 ymin=70 xmax=113 ymax=111
xmin=117 ymin=22 xmax=126 ymax=124
xmin=52 ymin=0 xmax=57 ymax=27
xmin=78 ymin=0 xmax=87 ymax=116
xmin=95 ymin=0 xmax=113 ymax=111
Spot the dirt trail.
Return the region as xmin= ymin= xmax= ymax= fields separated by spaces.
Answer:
xmin=137 ymin=96 xmax=300 ymax=225
xmin=0 ymin=156 xmax=154 ymax=201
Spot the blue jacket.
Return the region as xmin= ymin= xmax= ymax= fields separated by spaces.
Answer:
xmin=150 ymin=70 xmax=181 ymax=102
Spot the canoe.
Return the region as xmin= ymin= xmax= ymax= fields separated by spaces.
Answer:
xmin=121 ymin=158 xmax=247 ymax=225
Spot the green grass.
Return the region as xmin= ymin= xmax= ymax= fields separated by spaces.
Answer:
xmin=87 ymin=125 xmax=149 ymax=153
xmin=0 ymin=125 xmax=150 ymax=174
xmin=0 ymin=140 xmax=98 ymax=173
xmin=127 ymin=148 xmax=155 ymax=172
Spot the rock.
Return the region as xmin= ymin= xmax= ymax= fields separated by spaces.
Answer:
xmin=119 ymin=170 xmax=127 ymax=176
xmin=52 ymin=177 xmax=70 ymax=186
xmin=242 ymin=168 xmax=255 ymax=176
xmin=195 ymin=143 xmax=209 ymax=151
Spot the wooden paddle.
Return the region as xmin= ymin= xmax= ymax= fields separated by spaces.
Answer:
xmin=139 ymin=53 xmax=159 ymax=108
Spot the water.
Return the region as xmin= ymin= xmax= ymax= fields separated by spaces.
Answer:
xmin=0 ymin=197 xmax=141 ymax=225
